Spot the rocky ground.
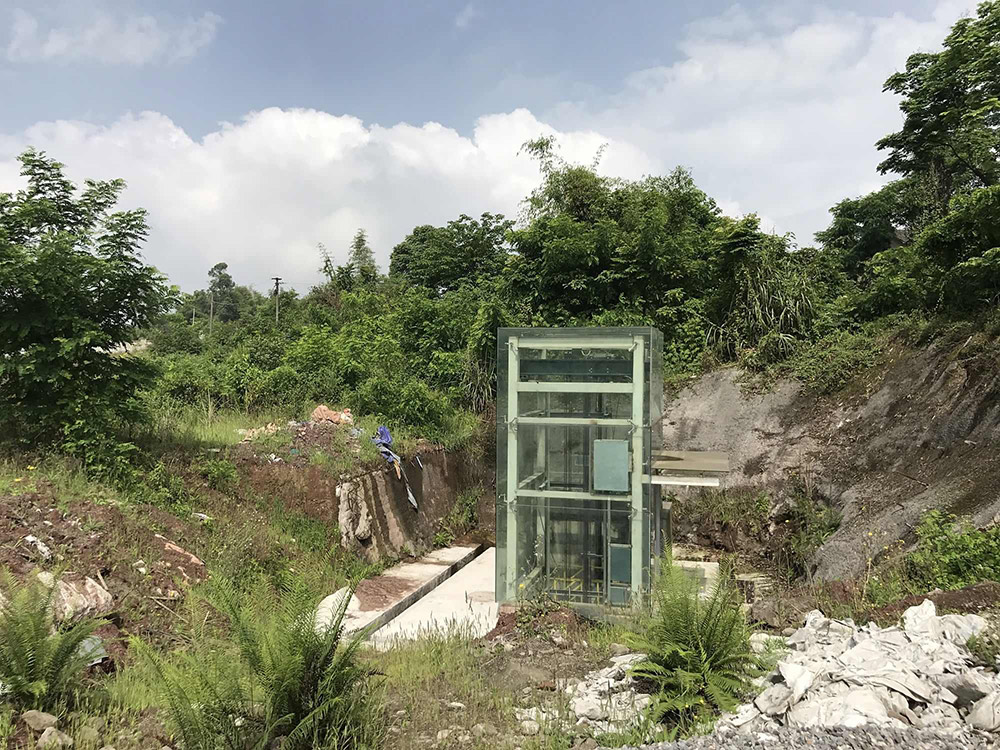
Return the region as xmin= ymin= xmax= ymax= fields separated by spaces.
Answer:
xmin=596 ymin=598 xmax=1000 ymax=749
xmin=613 ymin=725 xmax=995 ymax=749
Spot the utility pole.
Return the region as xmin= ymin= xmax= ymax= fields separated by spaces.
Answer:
xmin=209 ymin=292 xmax=214 ymax=336
xmin=272 ymin=277 xmax=282 ymax=324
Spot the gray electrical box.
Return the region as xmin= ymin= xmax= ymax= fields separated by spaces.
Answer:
xmin=593 ymin=439 xmax=629 ymax=492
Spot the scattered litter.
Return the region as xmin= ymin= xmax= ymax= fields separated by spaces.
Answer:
xmin=310 ymin=405 xmax=354 ymax=424
xmin=77 ymin=635 xmax=108 ymax=666
xmin=191 ymin=512 xmax=212 ymax=523
xmin=267 ymin=453 xmax=282 ymax=463
xmin=23 ymin=535 xmax=52 ymax=560
xmin=371 ymin=427 xmax=417 ymax=509
xmin=240 ymin=422 xmax=280 ymax=443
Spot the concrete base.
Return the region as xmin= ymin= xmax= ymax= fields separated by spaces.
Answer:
xmin=369 ymin=547 xmax=498 ymax=647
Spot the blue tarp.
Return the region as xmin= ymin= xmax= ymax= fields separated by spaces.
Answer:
xmin=371 ymin=426 xmax=418 ymax=509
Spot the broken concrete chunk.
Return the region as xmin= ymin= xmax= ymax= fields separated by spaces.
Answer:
xmin=967 ymin=691 xmax=1000 ymax=732
xmin=754 ymin=684 xmax=793 ymax=716
xmin=945 ymin=671 xmax=995 ymax=706
xmin=778 ymin=661 xmax=815 ymax=703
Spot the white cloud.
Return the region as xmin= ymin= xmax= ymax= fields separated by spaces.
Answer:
xmin=5 ymin=7 xmax=220 ymax=64
xmin=454 ymin=3 xmax=479 ymax=29
xmin=0 ymin=108 xmax=653 ymax=291
xmin=0 ymin=0 xmax=981 ymax=294
xmin=546 ymin=0 xmax=978 ymax=247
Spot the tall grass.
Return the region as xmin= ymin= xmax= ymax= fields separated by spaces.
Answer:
xmin=141 ymin=577 xmax=384 ymax=750
xmin=628 ymin=563 xmax=763 ymax=733
xmin=0 ymin=570 xmax=106 ymax=712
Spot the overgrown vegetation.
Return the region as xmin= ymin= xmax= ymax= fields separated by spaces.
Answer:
xmin=141 ymin=578 xmax=384 ymax=750
xmin=0 ymin=570 xmax=106 ymax=712
xmin=628 ymin=563 xmax=764 ymax=735
xmin=907 ymin=510 xmax=1000 ymax=592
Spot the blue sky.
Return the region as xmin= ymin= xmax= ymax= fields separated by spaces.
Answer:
xmin=0 ymin=0 xmax=978 ymax=290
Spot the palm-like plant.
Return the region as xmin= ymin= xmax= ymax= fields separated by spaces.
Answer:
xmin=0 ymin=569 xmax=105 ymax=711
xmin=628 ymin=564 xmax=763 ymax=732
xmin=143 ymin=578 xmax=384 ymax=750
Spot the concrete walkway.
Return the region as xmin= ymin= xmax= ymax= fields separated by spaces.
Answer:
xmin=369 ymin=547 xmax=498 ymax=647
xmin=341 ymin=545 xmax=482 ymax=635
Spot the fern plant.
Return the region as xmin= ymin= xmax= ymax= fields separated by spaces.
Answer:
xmin=627 ymin=563 xmax=763 ymax=733
xmin=0 ymin=569 xmax=105 ymax=711
xmin=142 ymin=577 xmax=384 ymax=750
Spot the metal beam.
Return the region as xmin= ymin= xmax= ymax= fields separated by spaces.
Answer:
xmin=516 ymin=489 xmax=633 ymax=502
xmin=516 ymin=336 xmax=637 ymax=350
xmin=644 ymin=474 xmax=721 ymax=488
xmin=630 ymin=335 xmax=645 ymax=599
xmin=505 ymin=336 xmax=519 ymax=600
xmin=516 ymin=381 xmax=634 ymax=394
xmin=515 ymin=416 xmax=633 ymax=427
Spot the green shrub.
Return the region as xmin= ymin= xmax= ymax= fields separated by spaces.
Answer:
xmin=777 ymin=493 xmax=841 ymax=580
xmin=627 ymin=563 xmax=763 ymax=733
xmin=348 ymin=374 xmax=450 ymax=433
xmin=196 ymin=458 xmax=238 ymax=492
xmin=156 ymin=354 xmax=219 ymax=406
xmin=0 ymin=570 xmax=106 ymax=711
xmin=907 ymin=510 xmax=1000 ymax=591
xmin=257 ymin=365 xmax=306 ymax=409
xmin=968 ymin=610 xmax=1000 ymax=668
xmin=135 ymin=461 xmax=194 ymax=515
xmin=786 ymin=329 xmax=882 ymax=393
xmin=434 ymin=488 xmax=479 ymax=547
xmin=142 ymin=578 xmax=384 ymax=750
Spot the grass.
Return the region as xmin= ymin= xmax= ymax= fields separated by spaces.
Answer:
xmin=138 ymin=405 xmax=297 ymax=453
xmin=375 ymin=628 xmax=586 ymax=750
xmin=0 ymin=456 xmax=119 ymax=506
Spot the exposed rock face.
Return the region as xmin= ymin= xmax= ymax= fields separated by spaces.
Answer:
xmin=716 ymin=600 xmax=994 ymax=742
xmin=337 ymin=448 xmax=485 ymax=561
xmin=662 ymin=343 xmax=1000 ymax=580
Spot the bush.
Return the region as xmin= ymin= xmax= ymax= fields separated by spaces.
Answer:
xmin=134 ymin=461 xmax=194 ymax=515
xmin=257 ymin=365 xmax=306 ymax=409
xmin=968 ymin=610 xmax=1000 ymax=668
xmin=142 ymin=578 xmax=384 ymax=750
xmin=348 ymin=374 xmax=450 ymax=434
xmin=628 ymin=563 xmax=763 ymax=733
xmin=907 ymin=510 xmax=1000 ymax=591
xmin=196 ymin=458 xmax=238 ymax=492
xmin=0 ymin=570 xmax=106 ymax=711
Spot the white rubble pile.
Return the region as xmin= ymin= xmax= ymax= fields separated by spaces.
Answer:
xmin=718 ymin=599 xmax=1000 ymax=740
xmin=556 ymin=653 xmax=653 ymax=734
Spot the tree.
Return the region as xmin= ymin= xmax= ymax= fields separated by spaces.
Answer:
xmin=389 ymin=213 xmax=512 ymax=294
xmin=347 ymin=228 xmax=378 ymax=282
xmin=208 ymin=262 xmax=238 ymax=322
xmin=0 ymin=150 xmax=173 ymax=464
xmin=877 ymin=1 xmax=1000 ymax=209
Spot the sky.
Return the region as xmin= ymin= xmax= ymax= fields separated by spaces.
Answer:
xmin=0 ymin=0 xmax=981 ymax=292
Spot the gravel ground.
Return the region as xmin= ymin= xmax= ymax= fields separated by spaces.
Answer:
xmin=606 ymin=725 xmax=997 ymax=749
